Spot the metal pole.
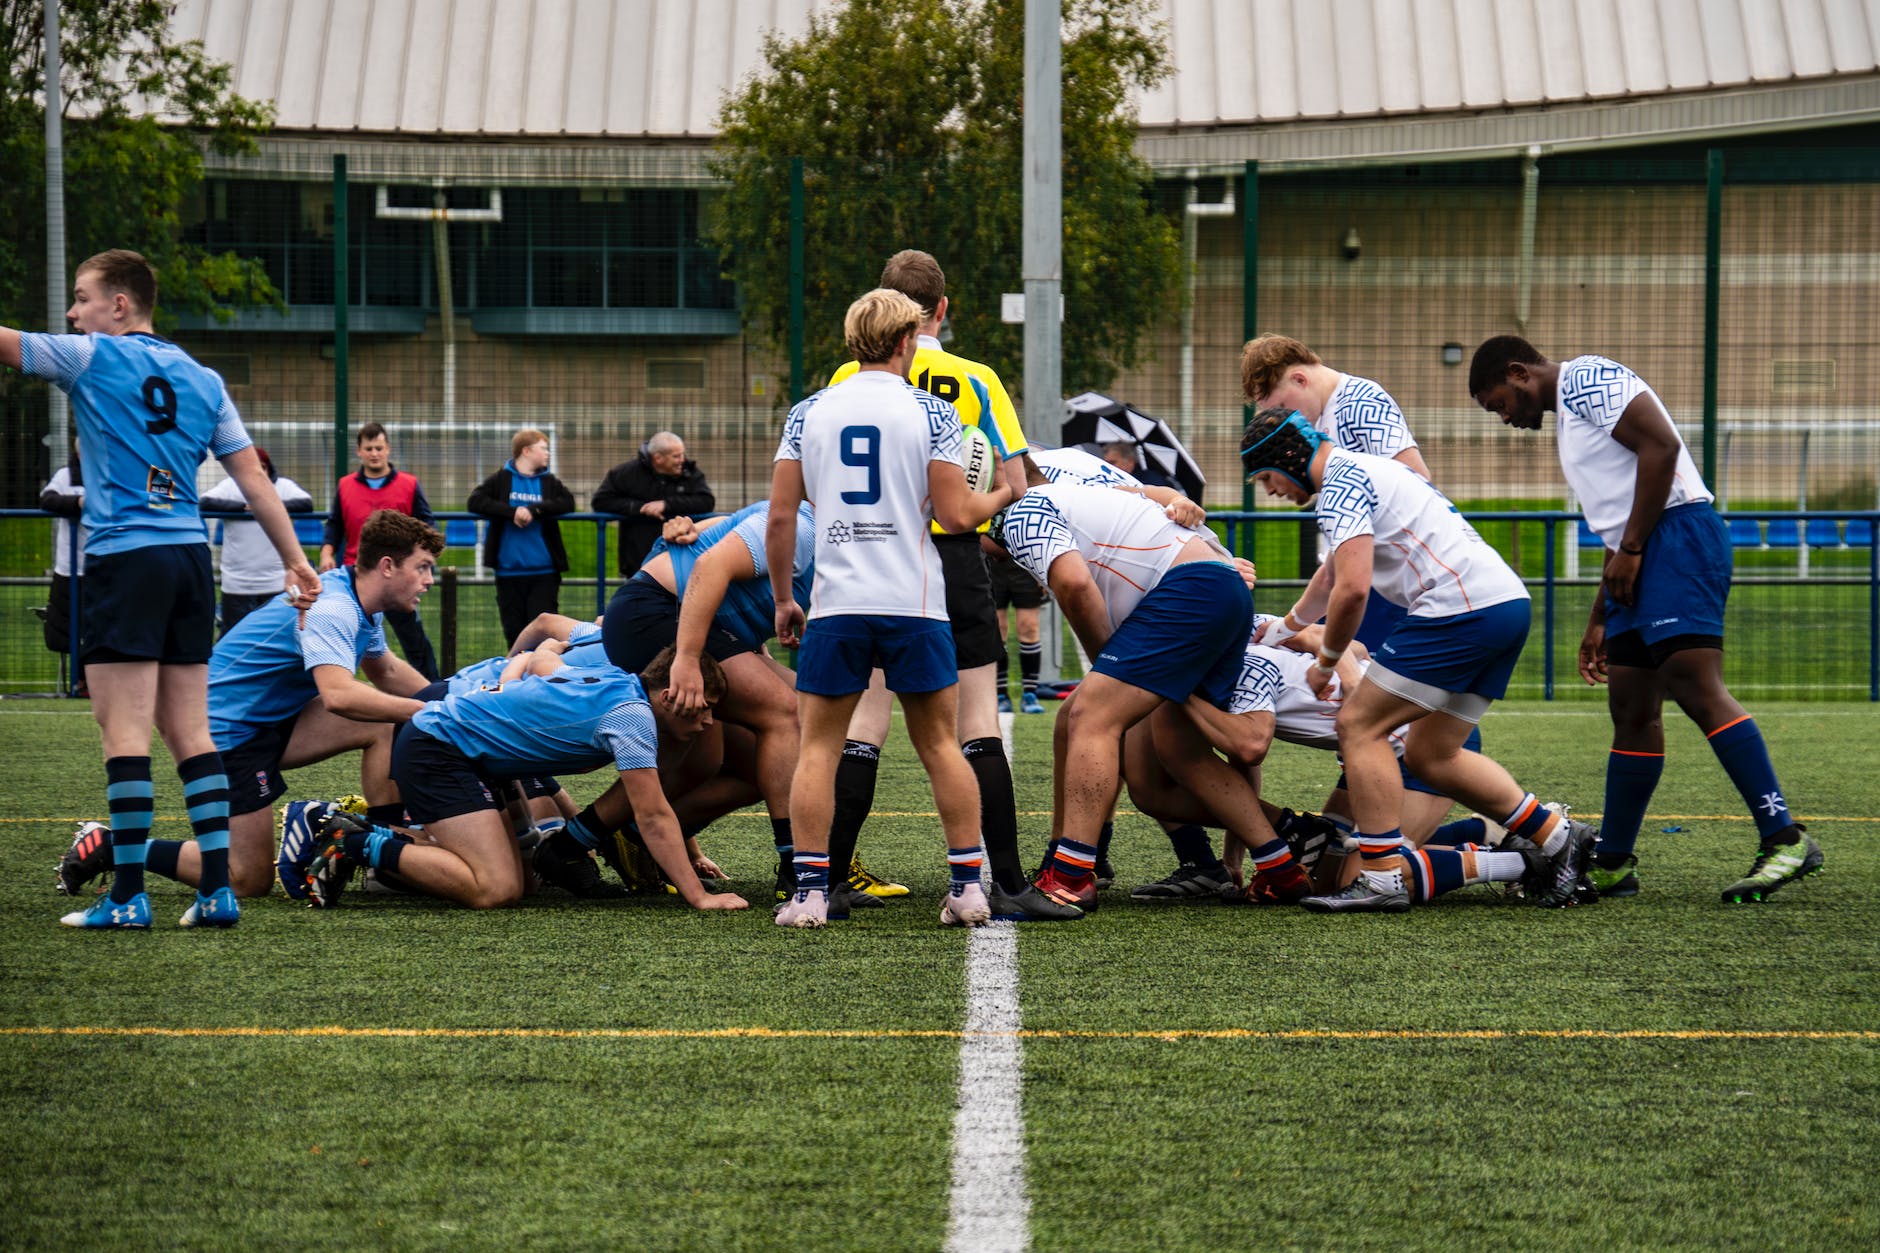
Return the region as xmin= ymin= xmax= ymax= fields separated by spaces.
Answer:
xmin=1240 ymin=160 xmax=1258 ymax=550
xmin=788 ymin=157 xmax=805 ymax=403
xmin=44 ymin=0 xmax=69 ymax=472
xmin=439 ymin=566 xmax=458 ymax=676
xmin=433 ymin=188 xmax=456 ymax=428
xmin=333 ymin=155 xmax=350 ymax=483
xmin=1516 ymin=145 xmax=1541 ymax=331
xmin=1022 ymin=0 xmax=1061 ymax=445
xmin=1702 ymin=149 xmax=1723 ymax=490
xmin=1542 ymin=518 xmax=1556 ymax=700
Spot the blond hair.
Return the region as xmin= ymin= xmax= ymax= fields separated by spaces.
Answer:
xmin=844 ymin=289 xmax=922 ymax=365
xmin=1239 ymin=334 xmax=1322 ymax=405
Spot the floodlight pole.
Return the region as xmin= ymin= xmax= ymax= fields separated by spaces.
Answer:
xmin=1021 ymin=0 xmax=1061 ymax=448
xmin=44 ymin=1 xmax=69 ymax=470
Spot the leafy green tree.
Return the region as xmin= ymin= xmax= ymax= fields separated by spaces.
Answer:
xmin=2 ymin=0 xmax=278 ymax=495
xmin=709 ymin=0 xmax=1182 ymax=399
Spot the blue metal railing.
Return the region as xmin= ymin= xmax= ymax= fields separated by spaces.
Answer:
xmin=6 ymin=507 xmax=1877 ymax=700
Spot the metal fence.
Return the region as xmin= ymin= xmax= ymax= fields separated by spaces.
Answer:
xmin=4 ymin=507 xmax=1874 ymax=702
xmin=3 ymin=138 xmax=1876 ymax=697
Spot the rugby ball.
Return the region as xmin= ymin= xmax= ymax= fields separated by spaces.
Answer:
xmin=962 ymin=426 xmax=997 ymax=492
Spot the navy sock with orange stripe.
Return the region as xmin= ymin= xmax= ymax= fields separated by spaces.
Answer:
xmin=1051 ymin=837 xmax=1098 ymax=882
xmin=1706 ymin=716 xmax=1792 ymax=840
xmin=1596 ymin=749 xmax=1665 ymax=866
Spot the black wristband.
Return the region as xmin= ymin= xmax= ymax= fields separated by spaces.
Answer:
xmin=1619 ymin=541 xmax=1644 ymax=555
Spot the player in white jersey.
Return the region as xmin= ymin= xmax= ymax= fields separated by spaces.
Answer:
xmin=1470 ymin=336 xmax=1820 ymax=903
xmin=765 ymin=289 xmax=1014 ymax=928
xmin=1240 ymin=407 xmax=1596 ymax=912
xmin=994 ymin=475 xmax=1314 ymax=911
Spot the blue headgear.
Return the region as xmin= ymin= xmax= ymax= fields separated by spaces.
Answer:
xmin=1239 ymin=408 xmax=1326 ymax=494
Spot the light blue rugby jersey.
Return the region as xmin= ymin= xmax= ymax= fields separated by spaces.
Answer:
xmin=411 ymin=664 xmax=659 ymax=779
xmin=207 ymin=568 xmax=387 ymax=744
xmin=448 ymin=624 xmax=608 ymax=694
xmin=19 ymin=332 xmax=251 ymax=556
xmin=644 ymin=501 xmax=815 ymax=649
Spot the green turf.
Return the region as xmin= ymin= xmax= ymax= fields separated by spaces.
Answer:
xmin=0 ymin=701 xmax=1875 ymax=1250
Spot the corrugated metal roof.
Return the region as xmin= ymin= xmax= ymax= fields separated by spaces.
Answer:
xmin=167 ymin=0 xmax=1879 ymax=139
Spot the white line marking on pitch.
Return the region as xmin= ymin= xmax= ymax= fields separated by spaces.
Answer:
xmin=946 ymin=921 xmax=1031 ymax=1253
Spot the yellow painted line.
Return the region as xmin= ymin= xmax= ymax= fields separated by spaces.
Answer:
xmin=2 ymin=1026 xmax=1873 ymax=1043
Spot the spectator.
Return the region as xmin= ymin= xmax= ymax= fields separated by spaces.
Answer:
xmin=38 ymin=442 xmax=87 ymax=669
xmin=1101 ymin=440 xmax=1176 ymax=490
xmin=593 ymin=431 xmax=714 ymax=577
xmin=201 ymin=446 xmax=315 ymax=636
xmin=319 ymin=421 xmax=440 ymax=679
xmin=469 ymin=428 xmax=576 ymax=646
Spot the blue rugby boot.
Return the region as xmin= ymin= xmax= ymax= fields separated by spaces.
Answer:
xmin=61 ymin=892 xmax=152 ymax=929
xmin=277 ymin=800 xmax=337 ymax=901
xmin=179 ymin=886 xmax=241 ymax=928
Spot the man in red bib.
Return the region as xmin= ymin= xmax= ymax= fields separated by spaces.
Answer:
xmin=320 ymin=422 xmax=440 ymax=679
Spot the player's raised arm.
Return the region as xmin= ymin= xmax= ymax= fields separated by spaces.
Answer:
xmin=0 ymin=327 xmax=23 ymax=370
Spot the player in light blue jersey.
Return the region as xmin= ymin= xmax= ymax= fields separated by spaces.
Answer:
xmin=5 ymin=250 xmax=322 ymax=930
xmin=307 ymin=648 xmax=748 ymax=913
xmin=59 ymin=512 xmax=444 ymax=907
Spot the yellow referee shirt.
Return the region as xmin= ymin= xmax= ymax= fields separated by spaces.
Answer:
xmin=830 ymin=334 xmax=1028 ymax=534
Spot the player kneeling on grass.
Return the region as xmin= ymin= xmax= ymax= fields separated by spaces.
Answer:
xmin=57 ymin=510 xmax=441 ymax=910
xmin=1240 ymin=407 xmax=1596 ymax=913
xmin=766 ymin=288 xmax=1015 ymax=929
xmin=304 ymin=646 xmax=745 ymax=912
xmin=993 ymin=473 xmax=1313 ymax=913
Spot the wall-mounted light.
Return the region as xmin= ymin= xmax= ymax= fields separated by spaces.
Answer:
xmin=1341 ymin=227 xmax=1361 ymax=261
xmin=1441 ymin=342 xmax=1464 ymax=367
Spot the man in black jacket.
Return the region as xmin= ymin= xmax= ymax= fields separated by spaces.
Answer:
xmin=592 ymin=432 xmax=714 ymax=577
xmin=469 ymin=428 xmax=577 ymax=646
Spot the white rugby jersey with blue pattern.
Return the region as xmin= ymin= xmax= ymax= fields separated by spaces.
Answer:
xmin=1032 ymin=446 xmax=1140 ymax=489
xmin=1317 ymin=373 xmax=1417 ymax=461
xmin=1553 ymin=355 xmax=1712 ymax=550
xmin=208 ymin=568 xmax=386 ymax=744
xmin=411 ymin=664 xmax=659 ymax=779
xmin=1315 ymin=449 xmax=1527 ymax=619
xmin=18 ymin=332 xmax=252 ymax=556
xmin=1232 ymin=615 xmax=1406 ymax=755
xmin=1002 ymin=481 xmax=1225 ymax=634
xmin=775 ymin=371 xmax=959 ymax=621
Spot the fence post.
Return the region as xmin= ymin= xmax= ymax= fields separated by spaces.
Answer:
xmin=1702 ymin=149 xmax=1722 ymax=489
xmin=594 ymin=518 xmax=609 ymax=618
xmin=65 ymin=520 xmax=80 ymax=696
xmin=789 ymin=157 xmax=805 ymax=404
xmin=1869 ymin=516 xmax=1877 ymax=701
xmin=1543 ymin=517 xmax=1556 ymax=700
xmin=333 ymin=154 xmax=350 ymax=481
xmin=439 ymin=566 xmax=458 ymax=677
xmin=1240 ymin=159 xmax=1258 ymax=558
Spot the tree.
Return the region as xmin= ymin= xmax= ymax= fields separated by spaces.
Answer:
xmin=709 ymin=0 xmax=1182 ymax=401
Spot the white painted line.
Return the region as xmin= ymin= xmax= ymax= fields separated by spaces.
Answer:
xmin=945 ymin=921 xmax=1031 ymax=1253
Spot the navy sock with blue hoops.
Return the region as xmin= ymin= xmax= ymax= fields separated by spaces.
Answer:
xmin=104 ymin=757 xmax=154 ymax=904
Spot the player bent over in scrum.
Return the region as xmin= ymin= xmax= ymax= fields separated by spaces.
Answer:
xmin=607 ymin=501 xmax=814 ymax=902
xmin=306 ymin=647 xmax=745 ymax=911
xmin=767 ymin=288 xmax=1014 ymax=929
xmin=1131 ymin=621 xmax=1551 ymax=904
xmin=59 ymin=511 xmax=440 ymax=904
xmin=994 ymin=474 xmax=1313 ymax=913
xmin=1240 ymin=407 xmax=1596 ymax=912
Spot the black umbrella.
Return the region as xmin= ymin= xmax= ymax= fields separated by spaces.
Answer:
xmin=1059 ymin=392 xmax=1206 ymax=500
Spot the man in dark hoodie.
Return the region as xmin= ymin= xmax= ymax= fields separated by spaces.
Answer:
xmin=469 ymin=428 xmax=576 ymax=645
xmin=592 ymin=431 xmax=714 ymax=577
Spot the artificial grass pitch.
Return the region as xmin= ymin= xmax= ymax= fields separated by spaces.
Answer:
xmin=0 ymin=701 xmax=1874 ymax=1249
